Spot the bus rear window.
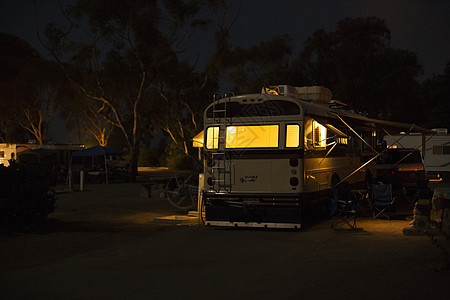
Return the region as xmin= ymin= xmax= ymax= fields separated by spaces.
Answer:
xmin=206 ymin=126 xmax=219 ymax=149
xmin=286 ymin=124 xmax=300 ymax=148
xmin=226 ymin=125 xmax=279 ymax=148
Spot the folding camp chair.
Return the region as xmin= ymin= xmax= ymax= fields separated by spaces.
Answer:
xmin=331 ymin=184 xmax=358 ymax=230
xmin=371 ymin=182 xmax=396 ymax=220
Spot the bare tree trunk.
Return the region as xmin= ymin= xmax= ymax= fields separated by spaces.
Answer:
xmin=20 ymin=109 xmax=45 ymax=144
xmin=129 ymin=136 xmax=140 ymax=182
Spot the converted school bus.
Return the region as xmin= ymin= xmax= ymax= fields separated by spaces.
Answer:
xmin=200 ymin=85 xmax=381 ymax=229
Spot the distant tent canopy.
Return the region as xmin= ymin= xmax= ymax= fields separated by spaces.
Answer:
xmin=72 ymin=146 xmax=123 ymax=157
xmin=69 ymin=146 xmax=124 ymax=185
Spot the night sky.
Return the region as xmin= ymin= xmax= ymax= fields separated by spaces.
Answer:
xmin=1 ymin=0 xmax=450 ymax=142
xmin=232 ymin=0 xmax=450 ymax=79
xmin=1 ymin=0 xmax=450 ymax=79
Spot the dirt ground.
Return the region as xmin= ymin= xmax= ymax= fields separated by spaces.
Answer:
xmin=1 ymin=179 xmax=449 ymax=299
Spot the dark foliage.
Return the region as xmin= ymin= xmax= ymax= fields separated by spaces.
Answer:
xmin=0 ymin=161 xmax=56 ymax=233
xmin=419 ymin=60 xmax=450 ymax=130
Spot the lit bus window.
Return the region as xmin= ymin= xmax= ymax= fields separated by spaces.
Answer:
xmin=206 ymin=126 xmax=219 ymax=149
xmin=226 ymin=125 xmax=279 ymax=148
xmin=313 ymin=121 xmax=327 ymax=148
xmin=286 ymin=124 xmax=300 ymax=148
xmin=304 ymin=118 xmax=327 ymax=149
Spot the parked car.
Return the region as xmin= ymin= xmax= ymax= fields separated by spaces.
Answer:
xmin=376 ymin=148 xmax=426 ymax=189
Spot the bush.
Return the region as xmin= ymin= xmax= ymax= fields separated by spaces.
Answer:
xmin=159 ymin=143 xmax=197 ymax=170
xmin=138 ymin=146 xmax=161 ymax=167
xmin=0 ymin=161 xmax=56 ymax=232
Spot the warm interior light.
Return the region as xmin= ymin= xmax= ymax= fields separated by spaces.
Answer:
xmin=336 ymin=137 xmax=348 ymax=145
xmin=226 ymin=125 xmax=278 ymax=148
xmin=192 ymin=131 xmax=204 ymax=148
xmin=286 ymin=124 xmax=300 ymax=148
xmin=206 ymin=127 xmax=219 ymax=149
xmin=313 ymin=121 xmax=327 ymax=147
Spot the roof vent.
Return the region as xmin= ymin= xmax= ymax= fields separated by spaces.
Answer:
xmin=328 ymin=100 xmax=347 ymax=109
xmin=261 ymin=85 xmax=298 ymax=99
xmin=296 ymin=86 xmax=332 ymax=103
xmin=432 ymin=128 xmax=448 ymax=134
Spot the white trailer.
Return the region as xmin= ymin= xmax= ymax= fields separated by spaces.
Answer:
xmin=384 ymin=129 xmax=450 ymax=178
xmin=0 ymin=143 xmax=84 ymax=167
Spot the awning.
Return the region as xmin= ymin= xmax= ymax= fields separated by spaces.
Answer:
xmin=323 ymin=123 xmax=348 ymax=138
xmin=192 ymin=131 xmax=204 ymax=148
xmin=330 ymin=112 xmax=434 ymax=134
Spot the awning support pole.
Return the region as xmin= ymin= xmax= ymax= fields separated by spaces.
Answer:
xmin=335 ymin=125 xmax=415 ymax=186
xmin=333 ymin=113 xmax=379 ymax=154
xmin=336 ymin=154 xmax=377 ymax=187
xmin=319 ymin=142 xmax=337 ymax=165
xmin=383 ymin=128 xmax=405 ymax=148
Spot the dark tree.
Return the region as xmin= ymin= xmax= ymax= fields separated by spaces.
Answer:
xmin=290 ymin=17 xmax=423 ymax=122
xmin=419 ymin=60 xmax=450 ymax=129
xmin=41 ymin=0 xmax=239 ymax=176
xmin=0 ymin=33 xmax=68 ymax=144
xmin=227 ymin=34 xmax=293 ymax=94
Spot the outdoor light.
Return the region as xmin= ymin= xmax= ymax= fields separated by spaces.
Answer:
xmin=312 ymin=121 xmax=327 ymax=147
xmin=336 ymin=137 xmax=348 ymax=144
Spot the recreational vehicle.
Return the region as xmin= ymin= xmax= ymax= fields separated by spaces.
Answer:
xmin=375 ymin=148 xmax=426 ymax=188
xmin=200 ymin=85 xmax=382 ymax=228
xmin=384 ymin=129 xmax=450 ymax=179
xmin=199 ymin=85 xmax=432 ymax=229
xmin=0 ymin=143 xmax=84 ymax=169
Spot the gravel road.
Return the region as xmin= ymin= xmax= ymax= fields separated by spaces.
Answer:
xmin=1 ymin=182 xmax=449 ymax=299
